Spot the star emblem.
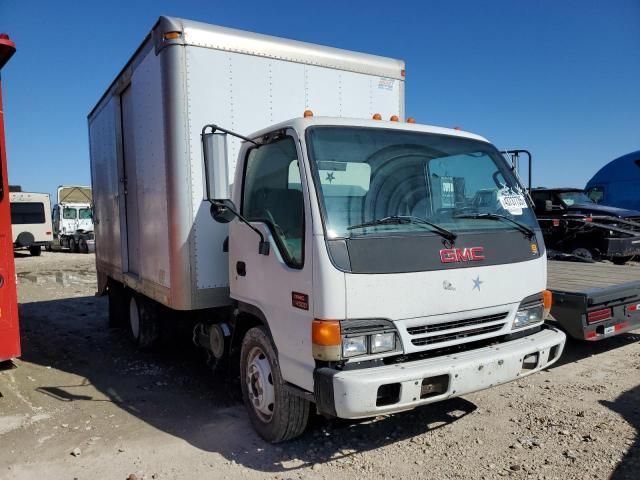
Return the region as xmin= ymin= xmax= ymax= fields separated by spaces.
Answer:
xmin=472 ymin=275 xmax=483 ymax=291
xmin=325 ymin=172 xmax=335 ymax=183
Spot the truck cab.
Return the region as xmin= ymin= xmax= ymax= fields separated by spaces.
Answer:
xmin=210 ymin=116 xmax=566 ymax=438
xmin=51 ymin=186 xmax=94 ymax=253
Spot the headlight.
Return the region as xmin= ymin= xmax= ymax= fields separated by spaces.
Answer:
xmin=342 ymin=335 xmax=368 ymax=358
xmin=513 ymin=303 xmax=544 ymax=329
xmin=371 ymin=332 xmax=396 ymax=353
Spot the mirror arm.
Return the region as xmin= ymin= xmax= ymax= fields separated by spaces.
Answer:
xmin=209 ymin=199 xmax=270 ymax=255
xmin=201 ymin=124 xmax=260 ymax=146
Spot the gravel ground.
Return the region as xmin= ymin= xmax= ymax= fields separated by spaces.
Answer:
xmin=0 ymin=252 xmax=638 ymax=480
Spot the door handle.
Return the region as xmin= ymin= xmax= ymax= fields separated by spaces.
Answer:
xmin=236 ymin=261 xmax=246 ymax=276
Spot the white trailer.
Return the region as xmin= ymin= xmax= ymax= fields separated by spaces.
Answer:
xmin=51 ymin=185 xmax=95 ymax=253
xmin=89 ymin=16 xmax=566 ymax=442
xmin=10 ymin=191 xmax=52 ymax=256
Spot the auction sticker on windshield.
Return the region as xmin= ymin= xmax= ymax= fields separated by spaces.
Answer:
xmin=498 ymin=191 xmax=528 ymax=215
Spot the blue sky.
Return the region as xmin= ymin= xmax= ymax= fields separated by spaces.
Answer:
xmin=1 ymin=0 xmax=638 ymax=200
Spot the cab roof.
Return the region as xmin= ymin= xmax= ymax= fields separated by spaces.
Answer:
xmin=246 ymin=116 xmax=491 ymax=144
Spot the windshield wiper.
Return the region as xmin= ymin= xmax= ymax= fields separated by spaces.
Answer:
xmin=454 ymin=213 xmax=536 ymax=238
xmin=347 ymin=215 xmax=457 ymax=241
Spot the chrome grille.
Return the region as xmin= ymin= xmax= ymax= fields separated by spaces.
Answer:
xmin=406 ymin=312 xmax=509 ymax=336
xmin=411 ymin=324 xmax=504 ymax=346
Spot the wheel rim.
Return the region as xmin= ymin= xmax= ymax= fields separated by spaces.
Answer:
xmin=129 ymin=297 xmax=140 ymax=340
xmin=245 ymin=346 xmax=275 ymax=422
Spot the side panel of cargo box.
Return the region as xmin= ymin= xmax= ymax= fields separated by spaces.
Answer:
xmin=89 ymin=45 xmax=173 ymax=306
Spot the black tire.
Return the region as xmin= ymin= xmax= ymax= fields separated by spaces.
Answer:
xmin=107 ymin=282 xmax=129 ymax=328
xmin=240 ymin=326 xmax=309 ymax=443
xmin=571 ymin=247 xmax=596 ymax=261
xmin=128 ymin=294 xmax=160 ymax=349
xmin=612 ymin=256 xmax=633 ymax=265
xmin=69 ymin=238 xmax=79 ymax=253
xmin=79 ymin=239 xmax=89 ymax=254
xmin=29 ymin=245 xmax=42 ymax=256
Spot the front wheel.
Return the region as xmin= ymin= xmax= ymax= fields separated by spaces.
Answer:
xmin=240 ymin=326 xmax=309 ymax=443
xmin=29 ymin=245 xmax=42 ymax=256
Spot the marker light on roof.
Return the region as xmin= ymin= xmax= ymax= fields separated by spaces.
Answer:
xmin=303 ymin=110 xmax=313 ymax=118
xmin=406 ymin=117 xmax=416 ymax=123
xmin=390 ymin=115 xmax=399 ymax=122
xmin=372 ymin=113 xmax=382 ymax=120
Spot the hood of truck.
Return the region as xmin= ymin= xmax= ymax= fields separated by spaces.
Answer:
xmin=344 ymin=255 xmax=545 ymax=320
xmin=567 ymin=203 xmax=640 ymax=218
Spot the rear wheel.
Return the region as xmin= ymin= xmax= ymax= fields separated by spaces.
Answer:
xmin=240 ymin=326 xmax=309 ymax=443
xmin=69 ymin=238 xmax=78 ymax=253
xmin=29 ymin=245 xmax=42 ymax=256
xmin=128 ymin=294 xmax=160 ymax=348
xmin=612 ymin=255 xmax=633 ymax=265
xmin=79 ymin=239 xmax=89 ymax=254
xmin=108 ymin=281 xmax=129 ymax=328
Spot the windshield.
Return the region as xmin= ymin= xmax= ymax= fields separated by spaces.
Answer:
xmin=306 ymin=127 xmax=538 ymax=238
xmin=558 ymin=191 xmax=594 ymax=206
xmin=79 ymin=208 xmax=92 ymax=220
xmin=63 ymin=207 xmax=77 ymax=219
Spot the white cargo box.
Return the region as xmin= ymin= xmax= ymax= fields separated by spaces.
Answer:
xmin=88 ymin=16 xmax=404 ymax=310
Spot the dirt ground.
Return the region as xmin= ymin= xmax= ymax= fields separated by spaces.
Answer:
xmin=0 ymin=253 xmax=639 ymax=480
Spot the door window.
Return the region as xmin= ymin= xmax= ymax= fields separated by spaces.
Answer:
xmin=242 ymin=136 xmax=304 ymax=268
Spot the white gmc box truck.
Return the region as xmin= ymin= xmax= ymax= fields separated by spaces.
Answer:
xmin=88 ymin=17 xmax=566 ymax=442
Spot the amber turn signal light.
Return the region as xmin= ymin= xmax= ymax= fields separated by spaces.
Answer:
xmin=312 ymin=319 xmax=341 ymax=346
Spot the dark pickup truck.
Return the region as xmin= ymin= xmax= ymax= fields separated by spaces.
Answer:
xmin=531 ymin=188 xmax=640 ymax=264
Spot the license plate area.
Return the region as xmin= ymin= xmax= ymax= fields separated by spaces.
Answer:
xmin=420 ymin=374 xmax=449 ymax=399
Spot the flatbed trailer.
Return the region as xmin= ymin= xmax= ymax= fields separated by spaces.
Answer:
xmin=547 ymin=260 xmax=640 ymax=340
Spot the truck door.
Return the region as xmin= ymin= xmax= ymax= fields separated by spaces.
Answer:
xmin=229 ymin=131 xmax=315 ymax=390
xmin=120 ymin=86 xmax=140 ymax=276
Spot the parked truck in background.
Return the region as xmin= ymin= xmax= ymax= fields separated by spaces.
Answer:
xmin=9 ymin=190 xmax=52 ymax=256
xmin=89 ymin=17 xmax=566 ymax=442
xmin=51 ymin=185 xmax=95 ymax=253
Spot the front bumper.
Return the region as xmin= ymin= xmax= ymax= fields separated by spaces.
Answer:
xmin=314 ymin=326 xmax=566 ymax=419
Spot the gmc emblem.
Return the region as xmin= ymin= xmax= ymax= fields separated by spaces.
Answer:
xmin=440 ymin=247 xmax=485 ymax=263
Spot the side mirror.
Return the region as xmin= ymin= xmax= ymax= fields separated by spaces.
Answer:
xmin=202 ymin=130 xmax=230 ymax=202
xmin=210 ymin=199 xmax=237 ymax=223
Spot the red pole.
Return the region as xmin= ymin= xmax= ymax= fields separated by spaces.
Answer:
xmin=0 ymin=33 xmax=20 ymax=362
